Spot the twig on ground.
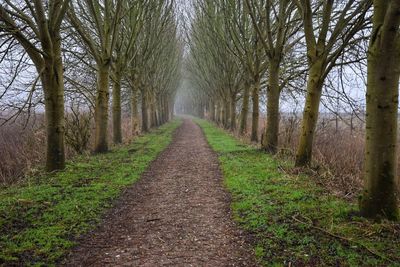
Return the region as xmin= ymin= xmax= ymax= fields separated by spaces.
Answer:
xmin=291 ymin=214 xmax=396 ymax=264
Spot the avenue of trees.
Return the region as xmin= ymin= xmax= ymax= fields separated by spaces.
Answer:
xmin=181 ymin=0 xmax=399 ymax=220
xmin=0 ymin=0 xmax=399 ymax=222
xmin=0 ymin=1 xmax=182 ymax=166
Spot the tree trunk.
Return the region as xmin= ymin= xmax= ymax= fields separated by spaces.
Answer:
xmin=198 ymin=102 xmax=204 ymax=118
xmin=360 ymin=1 xmax=400 ymax=220
xmin=112 ymin=70 xmax=122 ymax=144
xmin=149 ymin=101 xmax=154 ymax=127
xmin=215 ymin=102 xmax=220 ymax=123
xmin=131 ymin=89 xmax=140 ymax=136
xmin=295 ymin=59 xmax=325 ymax=166
xmin=163 ymin=98 xmax=168 ymax=122
xmin=239 ymin=85 xmax=250 ymax=135
xmin=224 ymin=99 xmax=230 ymax=128
xmin=169 ymin=99 xmax=174 ymax=120
xmin=213 ymin=102 xmax=217 ymax=123
xmin=141 ymin=90 xmax=149 ymax=133
xmin=262 ymin=61 xmax=280 ymax=153
xmin=42 ymin=37 xmax=65 ymax=171
xmin=94 ymin=62 xmax=110 ymax=153
xmin=210 ymin=101 xmax=216 ymax=121
xmin=230 ymin=94 xmax=236 ymax=130
xmin=150 ymin=100 xmax=157 ymax=127
xmin=251 ymin=78 xmax=260 ymax=142
xmin=163 ymin=97 xmax=168 ymax=123
xmin=159 ymin=97 xmax=165 ymax=124
xmin=220 ymin=101 xmax=225 ymax=126
xmin=156 ymin=101 xmax=162 ymax=126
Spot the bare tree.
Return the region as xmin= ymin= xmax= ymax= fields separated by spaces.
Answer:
xmin=111 ymin=0 xmax=147 ymax=143
xmin=294 ymin=0 xmax=371 ymax=166
xmin=0 ymin=0 xmax=70 ymax=171
xmin=68 ymin=0 xmax=123 ymax=153
xmin=245 ymin=0 xmax=301 ymax=153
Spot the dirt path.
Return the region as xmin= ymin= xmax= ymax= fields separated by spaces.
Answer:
xmin=63 ymin=118 xmax=257 ymax=266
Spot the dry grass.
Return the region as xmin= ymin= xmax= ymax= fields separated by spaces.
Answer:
xmin=277 ymin=116 xmax=365 ymax=200
xmin=251 ymin=114 xmax=399 ymax=201
xmin=0 ymin=116 xmax=46 ymax=185
xmin=221 ymin=113 xmax=396 ymax=201
xmin=0 ymin=114 xmax=138 ymax=186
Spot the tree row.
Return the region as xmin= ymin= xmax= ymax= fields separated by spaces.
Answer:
xmin=0 ymin=0 xmax=182 ymax=169
xmin=183 ymin=0 xmax=399 ymax=220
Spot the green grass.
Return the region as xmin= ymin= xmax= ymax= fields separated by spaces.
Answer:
xmin=0 ymin=119 xmax=181 ymax=266
xmin=196 ymin=119 xmax=400 ymax=267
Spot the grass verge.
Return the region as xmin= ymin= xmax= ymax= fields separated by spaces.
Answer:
xmin=196 ymin=119 xmax=400 ymax=267
xmin=0 ymin=119 xmax=181 ymax=266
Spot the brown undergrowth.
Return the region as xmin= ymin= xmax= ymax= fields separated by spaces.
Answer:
xmin=0 ymin=114 xmax=134 ymax=185
xmin=218 ymin=114 xmax=399 ymax=202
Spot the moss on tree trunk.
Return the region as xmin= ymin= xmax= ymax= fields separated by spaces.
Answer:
xmin=131 ymin=89 xmax=140 ymax=136
xmin=230 ymin=94 xmax=236 ymax=131
xmin=220 ymin=101 xmax=225 ymax=126
xmin=141 ymin=90 xmax=149 ymax=133
xmin=239 ymin=85 xmax=250 ymax=136
xmin=251 ymin=79 xmax=260 ymax=142
xmin=295 ymin=59 xmax=324 ymax=166
xmin=224 ymin=99 xmax=230 ymax=128
xmin=94 ymin=63 xmax=110 ymax=153
xmin=210 ymin=101 xmax=216 ymax=122
xmin=112 ymin=71 xmax=122 ymax=144
xmin=262 ymin=61 xmax=280 ymax=153
xmin=42 ymin=36 xmax=65 ymax=171
xmin=360 ymin=0 xmax=400 ymax=220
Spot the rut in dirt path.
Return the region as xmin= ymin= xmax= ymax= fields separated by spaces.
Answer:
xmin=63 ymin=118 xmax=258 ymax=267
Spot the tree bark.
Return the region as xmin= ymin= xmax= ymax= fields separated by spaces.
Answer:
xmin=216 ymin=102 xmax=221 ymax=124
xmin=156 ymin=101 xmax=162 ymax=126
xmin=94 ymin=61 xmax=110 ymax=153
xmin=163 ymin=96 xmax=168 ymax=123
xmin=360 ymin=0 xmax=400 ymax=220
xmin=112 ymin=70 xmax=122 ymax=144
xmin=224 ymin=99 xmax=230 ymax=128
xmin=230 ymin=94 xmax=236 ymax=130
xmin=42 ymin=35 xmax=65 ymax=171
xmin=262 ymin=60 xmax=280 ymax=153
xmin=198 ymin=102 xmax=204 ymax=118
xmin=171 ymin=100 xmax=174 ymax=120
xmin=251 ymin=78 xmax=260 ymax=142
xmin=239 ymin=85 xmax=250 ymax=136
xmin=159 ymin=97 xmax=165 ymax=124
xmin=210 ymin=101 xmax=216 ymax=121
xmin=141 ymin=90 xmax=149 ymax=132
xmin=131 ymin=89 xmax=140 ymax=136
xmin=295 ymin=59 xmax=325 ymax=166
xmin=163 ymin=98 xmax=168 ymax=123
xmin=220 ymin=101 xmax=225 ymax=126
xmin=150 ymin=99 xmax=157 ymax=127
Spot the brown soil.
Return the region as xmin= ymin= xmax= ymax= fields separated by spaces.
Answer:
xmin=63 ymin=118 xmax=258 ymax=266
